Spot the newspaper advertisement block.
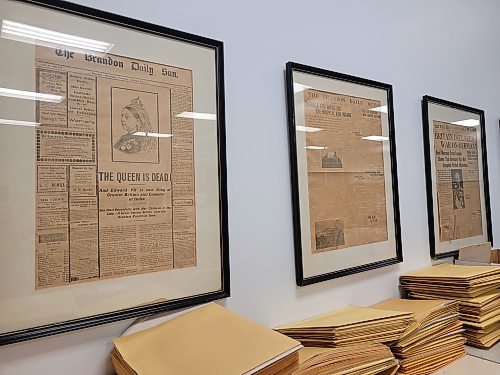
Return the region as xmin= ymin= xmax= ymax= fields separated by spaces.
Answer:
xmin=303 ymin=89 xmax=388 ymax=254
xmin=35 ymin=47 xmax=196 ymax=289
xmin=433 ymin=121 xmax=482 ymax=242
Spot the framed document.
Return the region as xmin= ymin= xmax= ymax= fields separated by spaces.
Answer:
xmin=422 ymin=96 xmax=491 ymax=258
xmin=0 ymin=0 xmax=229 ymax=345
xmin=285 ymin=62 xmax=402 ymax=286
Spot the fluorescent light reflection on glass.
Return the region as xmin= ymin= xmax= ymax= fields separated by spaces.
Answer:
xmin=176 ymin=112 xmax=216 ymax=121
xmin=370 ymin=105 xmax=388 ymax=113
xmin=362 ymin=135 xmax=389 ymax=142
xmin=296 ymin=125 xmax=322 ymax=133
xmin=452 ymin=119 xmax=480 ymax=127
xmin=293 ymin=83 xmax=311 ymax=94
xmin=1 ymin=20 xmax=113 ymax=53
xmin=133 ymin=131 xmax=173 ymax=138
xmin=0 ymin=118 xmax=40 ymax=127
xmin=304 ymin=145 xmax=326 ymax=150
xmin=0 ymin=87 xmax=63 ymax=103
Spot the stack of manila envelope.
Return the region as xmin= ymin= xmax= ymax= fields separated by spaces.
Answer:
xmin=372 ymin=298 xmax=466 ymax=374
xmin=275 ymin=306 xmax=415 ymax=348
xmin=293 ymin=343 xmax=399 ymax=375
xmin=112 ymin=303 xmax=302 ymax=375
xmin=400 ymin=264 xmax=500 ymax=348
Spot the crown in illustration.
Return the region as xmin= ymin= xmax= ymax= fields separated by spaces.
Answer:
xmin=127 ymin=97 xmax=144 ymax=111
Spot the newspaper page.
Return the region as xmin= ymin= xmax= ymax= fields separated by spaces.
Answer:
xmin=35 ymin=46 xmax=196 ymax=289
xmin=303 ymin=89 xmax=388 ymax=254
xmin=433 ymin=121 xmax=482 ymax=242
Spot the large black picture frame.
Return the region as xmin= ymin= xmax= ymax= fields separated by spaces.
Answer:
xmin=422 ymin=96 xmax=492 ymax=259
xmin=0 ymin=0 xmax=229 ymax=345
xmin=285 ymin=62 xmax=402 ymax=286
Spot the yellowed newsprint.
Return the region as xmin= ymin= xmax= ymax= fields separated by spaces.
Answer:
xmin=433 ymin=121 xmax=482 ymax=242
xmin=35 ymin=47 xmax=196 ymax=289
xmin=304 ymin=89 xmax=388 ymax=254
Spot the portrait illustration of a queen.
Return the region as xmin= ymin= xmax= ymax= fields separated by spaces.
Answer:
xmin=114 ymin=97 xmax=157 ymax=154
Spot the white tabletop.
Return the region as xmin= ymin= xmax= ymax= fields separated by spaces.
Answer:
xmin=466 ymin=344 xmax=500 ymax=364
xmin=434 ymin=354 xmax=499 ymax=374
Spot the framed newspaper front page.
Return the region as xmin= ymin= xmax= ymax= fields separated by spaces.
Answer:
xmin=422 ymin=96 xmax=492 ymax=259
xmin=0 ymin=0 xmax=229 ymax=345
xmin=285 ymin=62 xmax=402 ymax=286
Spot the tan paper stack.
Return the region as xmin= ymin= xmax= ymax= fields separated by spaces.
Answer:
xmin=275 ymin=306 xmax=415 ymax=348
xmin=293 ymin=343 xmax=399 ymax=375
xmin=111 ymin=303 xmax=302 ymax=375
xmin=400 ymin=263 xmax=500 ymax=349
xmin=372 ymin=298 xmax=466 ymax=374
xmin=458 ymin=291 xmax=500 ymax=348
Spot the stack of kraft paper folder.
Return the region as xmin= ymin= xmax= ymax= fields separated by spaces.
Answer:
xmin=372 ymin=298 xmax=466 ymax=374
xmin=276 ymin=301 xmax=468 ymax=375
xmin=293 ymin=343 xmax=399 ymax=375
xmin=112 ymin=304 xmax=413 ymax=375
xmin=275 ymin=306 xmax=417 ymax=374
xmin=400 ymin=263 xmax=500 ymax=349
xmin=274 ymin=306 xmax=414 ymax=348
xmin=110 ymin=301 xmax=473 ymax=374
xmin=112 ymin=303 xmax=302 ymax=375
xmin=110 ymin=263 xmax=500 ymax=375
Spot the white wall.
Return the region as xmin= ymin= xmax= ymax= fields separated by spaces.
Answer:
xmin=1 ymin=0 xmax=500 ymax=373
